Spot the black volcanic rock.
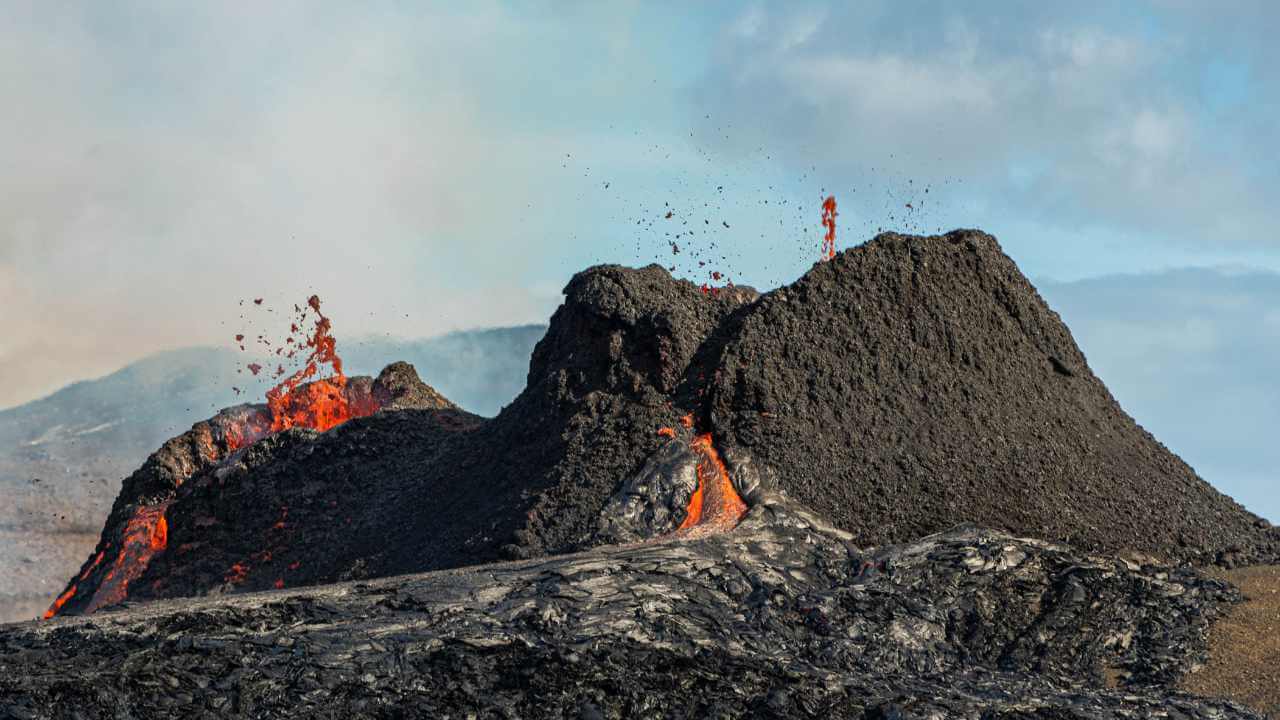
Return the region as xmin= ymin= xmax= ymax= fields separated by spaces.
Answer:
xmin=703 ymin=230 xmax=1268 ymax=563
xmin=46 ymin=230 xmax=1275 ymax=616
xmin=1 ymin=497 xmax=1257 ymax=718
xmin=16 ymin=228 xmax=1280 ymax=716
xmin=46 ymin=366 xmax=456 ymax=616
xmin=370 ymin=361 xmax=456 ymax=410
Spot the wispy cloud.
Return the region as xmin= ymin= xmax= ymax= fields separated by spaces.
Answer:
xmin=0 ymin=3 xmax=583 ymax=406
xmin=697 ymin=3 xmax=1277 ymax=251
xmin=3 ymin=1 xmax=1280 ymax=410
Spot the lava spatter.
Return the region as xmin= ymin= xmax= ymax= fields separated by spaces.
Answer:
xmin=225 ymin=295 xmax=383 ymax=452
xmin=821 ymin=195 xmax=838 ymax=261
xmin=264 ymin=295 xmax=352 ymax=434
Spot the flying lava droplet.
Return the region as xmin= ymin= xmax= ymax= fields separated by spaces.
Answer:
xmin=821 ymin=195 xmax=838 ymax=261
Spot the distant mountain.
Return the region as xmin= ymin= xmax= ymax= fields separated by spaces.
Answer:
xmin=0 ymin=325 xmax=544 ymax=622
xmin=341 ymin=325 xmax=547 ymax=418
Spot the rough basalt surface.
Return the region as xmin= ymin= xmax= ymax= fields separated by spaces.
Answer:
xmin=46 ymin=230 xmax=1276 ymax=616
xmin=14 ymin=228 xmax=1280 ymax=716
xmin=0 ymin=497 xmax=1256 ymax=718
xmin=47 ymin=364 xmax=457 ymax=616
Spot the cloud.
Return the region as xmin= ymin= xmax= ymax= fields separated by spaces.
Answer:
xmin=0 ymin=3 xmax=597 ymax=407
xmin=695 ymin=3 xmax=1278 ymax=252
xmin=5 ymin=0 xmax=1280 ymax=412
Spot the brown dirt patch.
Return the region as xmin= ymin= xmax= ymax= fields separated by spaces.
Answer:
xmin=1183 ymin=565 xmax=1280 ymax=716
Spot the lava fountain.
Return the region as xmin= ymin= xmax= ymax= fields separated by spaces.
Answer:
xmin=44 ymin=295 xmax=383 ymax=619
xmin=225 ymin=295 xmax=381 ymax=451
xmin=821 ymin=195 xmax=838 ymax=261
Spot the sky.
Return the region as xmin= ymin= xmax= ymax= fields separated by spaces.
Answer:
xmin=1 ymin=3 xmax=1277 ymax=513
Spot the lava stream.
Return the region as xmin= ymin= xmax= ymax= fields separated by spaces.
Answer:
xmin=677 ymin=433 xmax=748 ymax=534
xmin=81 ymin=503 xmax=170 ymax=614
xmin=42 ymin=584 xmax=77 ymax=620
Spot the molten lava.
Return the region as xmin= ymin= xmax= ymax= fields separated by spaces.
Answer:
xmin=222 ymin=410 xmax=272 ymax=453
xmin=78 ymin=549 xmax=106 ymax=581
xmin=82 ymin=503 xmax=171 ymax=614
xmin=265 ymin=295 xmax=353 ymax=433
xmin=225 ymin=563 xmax=249 ymax=585
xmin=677 ymin=433 xmax=748 ymax=534
xmin=821 ymin=195 xmax=838 ymax=261
xmin=226 ymin=295 xmax=382 ymax=452
xmin=42 ymin=584 xmax=77 ymax=620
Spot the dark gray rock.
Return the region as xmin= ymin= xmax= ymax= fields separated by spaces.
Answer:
xmin=703 ymin=230 xmax=1270 ymax=563
xmin=41 ymin=231 xmax=1277 ymax=640
xmin=0 ymin=495 xmax=1255 ymax=718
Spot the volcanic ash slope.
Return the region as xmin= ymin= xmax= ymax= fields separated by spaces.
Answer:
xmin=704 ymin=230 xmax=1275 ymax=562
xmin=8 ymin=228 xmax=1280 ymax=718
xmin=44 ymin=230 xmax=1280 ymax=615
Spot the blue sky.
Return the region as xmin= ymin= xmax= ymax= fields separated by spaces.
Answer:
xmin=1 ymin=2 xmax=1277 ymax=515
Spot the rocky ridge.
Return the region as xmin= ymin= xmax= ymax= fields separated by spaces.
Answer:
xmin=8 ymin=229 xmax=1278 ymax=717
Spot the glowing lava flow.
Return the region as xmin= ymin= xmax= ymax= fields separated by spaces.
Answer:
xmin=45 ymin=295 xmax=379 ymax=619
xmin=677 ymin=433 xmax=748 ymax=534
xmin=42 ymin=584 xmax=77 ymax=620
xmin=821 ymin=195 xmax=838 ymax=261
xmin=82 ymin=503 xmax=170 ymax=614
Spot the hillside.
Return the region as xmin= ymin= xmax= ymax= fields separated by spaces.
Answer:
xmin=0 ymin=326 xmax=543 ymax=622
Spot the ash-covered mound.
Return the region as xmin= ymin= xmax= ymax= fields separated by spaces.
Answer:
xmin=44 ymin=363 xmax=457 ymax=616
xmin=46 ymin=267 xmax=758 ymax=610
xmin=703 ymin=230 xmax=1271 ymax=562
xmin=46 ymin=229 xmax=1276 ymax=615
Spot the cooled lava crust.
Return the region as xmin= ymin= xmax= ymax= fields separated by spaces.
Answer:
xmin=13 ymin=228 xmax=1280 ymax=718
xmin=48 ymin=230 xmax=1279 ymax=614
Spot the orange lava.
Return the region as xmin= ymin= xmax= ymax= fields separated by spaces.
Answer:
xmin=81 ymin=503 xmax=171 ymax=614
xmin=821 ymin=195 xmax=838 ymax=261
xmin=677 ymin=433 xmax=748 ymax=533
xmin=78 ymin=550 xmax=106 ymax=581
xmin=657 ymin=427 xmax=676 ymax=438
xmin=225 ymin=562 xmax=249 ymax=585
xmin=223 ymin=411 xmax=271 ymax=452
xmin=42 ymin=584 xmax=77 ymax=619
xmin=679 ymin=414 xmax=694 ymax=429
xmin=152 ymin=515 xmax=168 ymax=550
xmin=265 ymin=296 xmax=353 ymax=433
xmin=226 ymin=295 xmax=382 ymax=452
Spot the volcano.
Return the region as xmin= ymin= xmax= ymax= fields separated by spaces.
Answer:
xmin=6 ymin=229 xmax=1278 ymax=717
